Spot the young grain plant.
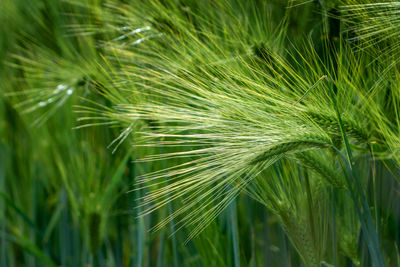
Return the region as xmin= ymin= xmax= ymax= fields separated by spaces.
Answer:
xmin=77 ymin=0 xmax=400 ymax=266
xmin=2 ymin=0 xmax=400 ymax=266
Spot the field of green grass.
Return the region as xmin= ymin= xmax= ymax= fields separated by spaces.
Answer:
xmin=1 ymin=0 xmax=400 ymax=266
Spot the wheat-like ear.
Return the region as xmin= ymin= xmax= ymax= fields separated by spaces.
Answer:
xmin=305 ymin=110 xmax=370 ymax=144
xmin=95 ymin=35 xmax=350 ymax=243
xmin=296 ymin=151 xmax=345 ymax=189
xmin=250 ymin=134 xmax=331 ymax=164
xmin=121 ymin=99 xmax=333 ymax=239
xmin=248 ymin=161 xmax=331 ymax=266
xmin=279 ymin=208 xmax=320 ymax=266
xmin=105 ymin=61 xmax=335 ymax=239
xmin=335 ymin=190 xmax=361 ymax=266
xmin=70 ymin=2 xmax=400 ymax=264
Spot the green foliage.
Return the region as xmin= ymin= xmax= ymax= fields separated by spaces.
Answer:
xmin=1 ymin=0 xmax=400 ymax=266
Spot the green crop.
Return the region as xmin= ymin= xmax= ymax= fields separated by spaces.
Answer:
xmin=1 ymin=0 xmax=400 ymax=266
